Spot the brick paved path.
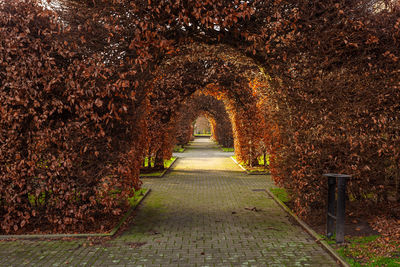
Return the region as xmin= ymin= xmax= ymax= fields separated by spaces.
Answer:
xmin=0 ymin=138 xmax=338 ymax=266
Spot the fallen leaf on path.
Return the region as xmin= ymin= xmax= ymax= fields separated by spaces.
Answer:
xmin=245 ymin=207 xmax=261 ymax=212
xmin=149 ymin=230 xmax=160 ymax=235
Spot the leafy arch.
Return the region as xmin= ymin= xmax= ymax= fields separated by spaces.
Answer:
xmin=149 ymin=42 xmax=267 ymax=161
xmin=2 ymin=0 xmax=400 ymax=233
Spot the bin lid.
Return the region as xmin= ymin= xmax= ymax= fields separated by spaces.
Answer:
xmin=323 ymin=173 xmax=351 ymax=178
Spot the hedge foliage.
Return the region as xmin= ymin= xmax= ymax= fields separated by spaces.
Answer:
xmin=1 ymin=0 xmax=400 ymax=232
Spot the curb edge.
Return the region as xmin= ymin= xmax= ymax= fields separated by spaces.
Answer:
xmin=230 ymin=156 xmax=247 ymax=172
xmin=265 ymin=188 xmax=350 ymax=267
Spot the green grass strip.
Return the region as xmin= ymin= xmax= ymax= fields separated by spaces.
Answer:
xmin=140 ymin=157 xmax=178 ymax=178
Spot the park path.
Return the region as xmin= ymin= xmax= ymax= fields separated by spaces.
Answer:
xmin=0 ymin=138 xmax=338 ymax=266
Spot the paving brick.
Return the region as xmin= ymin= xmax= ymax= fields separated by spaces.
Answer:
xmin=0 ymin=138 xmax=338 ymax=266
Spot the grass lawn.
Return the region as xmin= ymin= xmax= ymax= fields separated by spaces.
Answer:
xmin=221 ymin=147 xmax=234 ymax=152
xmin=128 ymin=188 xmax=148 ymax=206
xmin=163 ymin=157 xmax=176 ymax=168
xmin=194 ymin=133 xmax=211 ymax=137
xmin=323 ymin=235 xmax=400 ymax=267
xmin=270 ymin=187 xmax=291 ymax=203
xmin=173 ymin=145 xmax=185 ymax=153
xmin=140 ymin=157 xmax=176 ymax=177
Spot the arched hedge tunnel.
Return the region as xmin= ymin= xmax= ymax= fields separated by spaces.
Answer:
xmin=1 ymin=0 xmax=400 ymax=233
xmin=145 ymin=43 xmax=266 ymax=166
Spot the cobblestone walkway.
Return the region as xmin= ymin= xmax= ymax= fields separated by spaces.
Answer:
xmin=0 ymin=138 xmax=338 ymax=266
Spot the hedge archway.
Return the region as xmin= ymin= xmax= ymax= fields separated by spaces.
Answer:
xmin=1 ymin=0 xmax=400 ymax=234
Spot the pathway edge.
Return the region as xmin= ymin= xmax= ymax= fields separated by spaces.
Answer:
xmin=265 ymin=188 xmax=350 ymax=267
xmin=230 ymin=156 xmax=247 ymax=172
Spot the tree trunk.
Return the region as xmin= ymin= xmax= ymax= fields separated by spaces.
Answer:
xmin=147 ymin=154 xmax=153 ymax=168
xmin=396 ymin=163 xmax=400 ymax=203
xmin=396 ymin=178 xmax=400 ymax=203
xmin=154 ymin=150 xmax=164 ymax=170
xmin=250 ymin=157 xmax=258 ymax=167
xmin=146 ymin=146 xmax=152 ymax=168
xmin=263 ymin=151 xmax=267 ymax=167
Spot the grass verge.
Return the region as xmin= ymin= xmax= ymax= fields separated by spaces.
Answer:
xmin=140 ymin=157 xmax=177 ymax=177
xmin=231 ymin=155 xmax=269 ymax=174
xmin=270 ymin=188 xmax=291 ymax=203
xmin=324 ymin=235 xmax=400 ymax=267
xmin=128 ymin=188 xmax=148 ymax=206
xmin=270 ymin=187 xmax=399 ymax=267
xmin=173 ymin=145 xmax=185 ymax=153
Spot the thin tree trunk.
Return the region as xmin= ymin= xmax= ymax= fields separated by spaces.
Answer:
xmin=396 ymin=163 xmax=400 ymax=203
xmin=250 ymin=157 xmax=258 ymax=167
xmin=147 ymin=145 xmax=152 ymax=168
xmin=263 ymin=151 xmax=267 ymax=167
xmin=154 ymin=150 xmax=164 ymax=170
